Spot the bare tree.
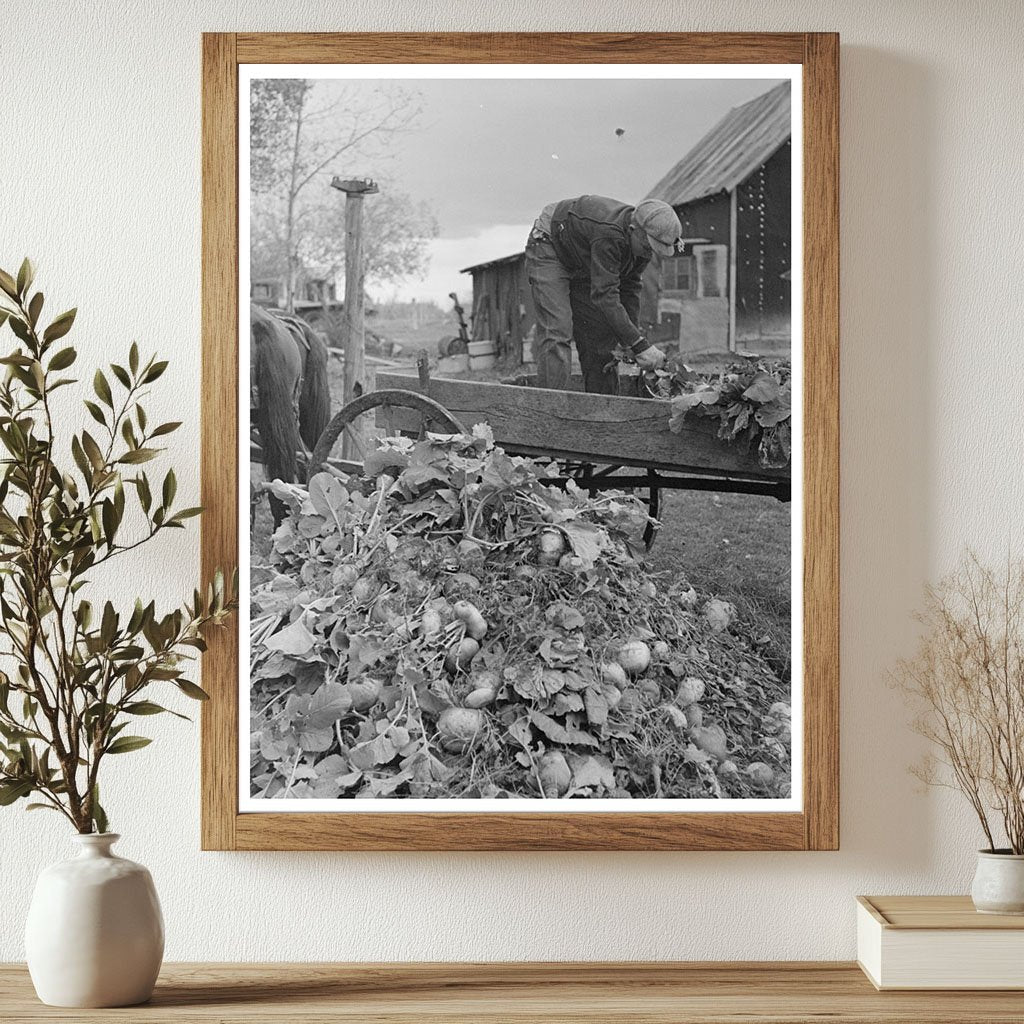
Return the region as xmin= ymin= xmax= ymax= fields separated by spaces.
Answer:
xmin=895 ymin=552 xmax=1024 ymax=853
xmin=297 ymin=188 xmax=438 ymax=295
xmin=250 ymin=79 xmax=423 ymax=310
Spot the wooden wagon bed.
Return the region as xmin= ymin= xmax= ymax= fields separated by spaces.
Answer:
xmin=373 ymin=369 xmax=790 ymax=501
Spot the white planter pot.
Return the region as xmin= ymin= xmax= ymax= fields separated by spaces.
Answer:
xmin=25 ymin=833 xmax=164 ymax=1007
xmin=971 ymin=849 xmax=1024 ymax=915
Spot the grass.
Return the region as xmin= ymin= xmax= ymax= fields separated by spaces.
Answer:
xmin=650 ymin=490 xmax=791 ymax=681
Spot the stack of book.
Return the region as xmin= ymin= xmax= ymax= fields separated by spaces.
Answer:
xmin=857 ymin=895 xmax=1024 ymax=990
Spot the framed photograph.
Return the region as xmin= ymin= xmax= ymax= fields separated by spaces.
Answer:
xmin=201 ymin=32 xmax=838 ymax=851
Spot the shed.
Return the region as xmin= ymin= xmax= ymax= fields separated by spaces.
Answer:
xmin=459 ymin=251 xmax=535 ymax=364
xmin=641 ymin=81 xmax=792 ymax=354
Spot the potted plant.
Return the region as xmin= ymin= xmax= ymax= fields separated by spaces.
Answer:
xmin=896 ymin=552 xmax=1024 ymax=913
xmin=0 ymin=260 xmax=235 ymax=1006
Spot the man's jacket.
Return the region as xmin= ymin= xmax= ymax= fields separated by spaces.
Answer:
xmin=549 ymin=195 xmax=650 ymax=349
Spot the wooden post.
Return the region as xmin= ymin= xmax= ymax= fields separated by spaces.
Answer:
xmin=728 ymin=187 xmax=738 ymax=353
xmin=330 ymin=176 xmax=379 ymax=459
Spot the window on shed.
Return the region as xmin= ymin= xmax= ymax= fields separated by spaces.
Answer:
xmin=660 ymin=255 xmax=694 ymax=295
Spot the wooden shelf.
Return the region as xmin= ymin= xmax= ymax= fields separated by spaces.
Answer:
xmin=3 ymin=962 xmax=1024 ymax=1022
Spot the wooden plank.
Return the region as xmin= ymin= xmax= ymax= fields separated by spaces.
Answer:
xmin=4 ymin=962 xmax=1024 ymax=1023
xmin=233 ymin=811 xmax=805 ymax=853
xmin=199 ymin=32 xmax=238 ymax=853
xmin=728 ymin=187 xmax=737 ymax=351
xmin=235 ymin=32 xmax=808 ymax=65
xmin=374 ymin=371 xmax=788 ymax=481
xmin=801 ymin=32 xmax=841 ymax=853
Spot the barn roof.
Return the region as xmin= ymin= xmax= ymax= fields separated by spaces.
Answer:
xmin=459 ymin=252 xmax=525 ymax=274
xmin=645 ymin=81 xmax=791 ymax=208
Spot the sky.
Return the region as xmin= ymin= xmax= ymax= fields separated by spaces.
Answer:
xmin=290 ymin=75 xmax=786 ymax=307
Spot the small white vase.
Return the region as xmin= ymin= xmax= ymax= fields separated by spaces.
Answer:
xmin=25 ymin=833 xmax=164 ymax=1007
xmin=971 ymin=849 xmax=1024 ymax=915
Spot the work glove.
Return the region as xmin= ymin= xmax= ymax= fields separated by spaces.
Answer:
xmin=633 ymin=344 xmax=667 ymax=371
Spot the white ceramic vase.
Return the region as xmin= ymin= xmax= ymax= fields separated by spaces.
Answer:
xmin=971 ymin=849 xmax=1024 ymax=915
xmin=25 ymin=833 xmax=164 ymax=1007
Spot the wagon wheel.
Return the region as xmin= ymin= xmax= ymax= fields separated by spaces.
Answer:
xmin=306 ymin=388 xmax=468 ymax=482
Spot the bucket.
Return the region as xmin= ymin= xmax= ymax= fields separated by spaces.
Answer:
xmin=469 ymin=352 xmax=497 ymax=371
xmin=467 ymin=340 xmax=497 ymax=358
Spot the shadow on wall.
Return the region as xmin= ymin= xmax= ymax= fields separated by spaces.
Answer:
xmin=837 ymin=47 xmax=939 ymax=871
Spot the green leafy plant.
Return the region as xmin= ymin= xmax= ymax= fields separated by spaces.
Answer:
xmin=250 ymin=427 xmax=790 ymax=801
xmin=0 ymin=259 xmax=235 ymax=833
xmin=659 ymin=357 xmax=792 ymax=469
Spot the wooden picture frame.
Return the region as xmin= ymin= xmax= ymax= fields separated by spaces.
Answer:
xmin=201 ymin=32 xmax=839 ymax=851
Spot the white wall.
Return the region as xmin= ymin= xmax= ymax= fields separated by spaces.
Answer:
xmin=1 ymin=0 xmax=1022 ymax=962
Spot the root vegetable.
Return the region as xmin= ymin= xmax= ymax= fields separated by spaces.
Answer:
xmin=558 ymin=554 xmax=586 ymax=572
xmin=464 ymin=686 xmax=496 ymax=709
xmin=370 ymin=594 xmax=399 ymax=625
xmin=675 ymin=677 xmax=706 ymax=707
xmin=617 ymin=688 xmax=641 ymax=714
xmin=703 ymin=599 xmax=736 ymax=633
xmin=437 ymin=707 xmax=485 ymax=753
xmin=764 ymin=701 xmax=791 ymax=741
xmin=453 ymin=600 xmax=488 ymax=640
xmin=600 ymin=662 xmax=628 ymax=689
xmin=333 ymin=564 xmax=359 ymax=589
xmin=638 ymin=678 xmax=661 ymax=704
xmin=444 ymin=637 xmax=480 ymax=675
xmin=351 ymin=578 xmax=377 ymax=605
xmin=745 ymin=762 xmax=775 ymax=788
xmin=651 ymin=640 xmax=670 ymax=658
xmin=691 ymin=723 xmax=728 ymax=760
xmin=686 ymin=704 xmax=704 ymax=730
xmin=421 ymin=608 xmax=443 ymax=636
xmin=615 ymin=640 xmax=651 ymax=675
xmin=663 ymin=705 xmax=688 ymax=731
xmin=603 ymin=684 xmax=622 ymax=709
xmin=443 ymin=572 xmax=482 ymax=597
xmin=457 ymin=538 xmax=486 ymax=564
xmin=345 ymin=677 xmax=382 ymax=713
xmin=717 ymin=760 xmax=740 ymax=780
xmin=538 ymin=751 xmax=571 ymax=797
xmin=639 ymin=581 xmax=657 ymax=599
xmin=536 ymin=528 xmax=565 ymax=566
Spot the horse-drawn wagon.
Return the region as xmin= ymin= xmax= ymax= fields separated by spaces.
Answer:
xmin=304 ymin=353 xmax=790 ymax=547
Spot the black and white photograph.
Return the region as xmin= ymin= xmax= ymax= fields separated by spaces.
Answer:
xmin=242 ymin=66 xmax=801 ymax=809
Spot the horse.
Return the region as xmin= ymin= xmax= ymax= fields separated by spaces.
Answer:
xmin=250 ymin=303 xmax=331 ymax=521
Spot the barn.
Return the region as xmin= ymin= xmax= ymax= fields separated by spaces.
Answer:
xmin=640 ymin=80 xmax=792 ymax=355
xmin=458 ymin=80 xmax=791 ymax=364
xmin=459 ymin=252 xmax=536 ymax=364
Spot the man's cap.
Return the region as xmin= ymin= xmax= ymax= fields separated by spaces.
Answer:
xmin=633 ymin=199 xmax=682 ymax=258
